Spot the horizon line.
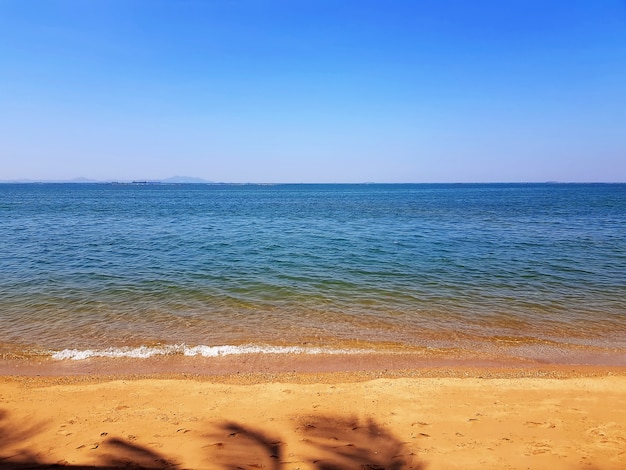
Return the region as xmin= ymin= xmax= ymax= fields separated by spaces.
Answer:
xmin=1 ymin=180 xmax=625 ymax=185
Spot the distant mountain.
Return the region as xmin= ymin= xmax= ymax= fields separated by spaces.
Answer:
xmin=0 ymin=177 xmax=100 ymax=183
xmin=160 ymin=176 xmax=213 ymax=183
xmin=0 ymin=176 xmax=215 ymax=184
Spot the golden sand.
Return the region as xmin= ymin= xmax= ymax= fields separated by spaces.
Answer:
xmin=1 ymin=364 xmax=625 ymax=469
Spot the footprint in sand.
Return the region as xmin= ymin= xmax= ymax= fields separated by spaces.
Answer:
xmin=586 ymin=423 xmax=626 ymax=447
xmin=526 ymin=441 xmax=554 ymax=455
xmin=57 ymin=423 xmax=73 ymax=437
xmin=525 ymin=421 xmax=556 ymax=429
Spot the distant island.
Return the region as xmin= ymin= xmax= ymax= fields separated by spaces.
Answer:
xmin=0 ymin=176 xmax=214 ymax=184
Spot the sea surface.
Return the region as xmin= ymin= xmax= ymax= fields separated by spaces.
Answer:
xmin=1 ymin=183 xmax=625 ymax=365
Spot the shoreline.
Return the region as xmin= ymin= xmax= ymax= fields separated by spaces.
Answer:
xmin=3 ymin=349 xmax=626 ymax=380
xmin=2 ymin=365 xmax=626 ymax=389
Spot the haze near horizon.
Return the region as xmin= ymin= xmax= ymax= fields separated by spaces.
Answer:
xmin=1 ymin=1 xmax=625 ymax=183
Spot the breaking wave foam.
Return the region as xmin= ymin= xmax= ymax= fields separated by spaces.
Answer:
xmin=51 ymin=344 xmax=371 ymax=361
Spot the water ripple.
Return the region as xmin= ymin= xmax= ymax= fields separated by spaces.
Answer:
xmin=1 ymin=183 xmax=625 ymax=362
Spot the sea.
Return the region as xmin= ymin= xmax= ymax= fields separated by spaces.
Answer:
xmin=1 ymin=183 xmax=625 ymax=367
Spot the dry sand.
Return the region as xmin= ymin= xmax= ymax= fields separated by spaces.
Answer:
xmin=1 ymin=364 xmax=625 ymax=469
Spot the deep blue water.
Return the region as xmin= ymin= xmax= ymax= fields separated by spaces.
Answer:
xmin=1 ymin=183 xmax=625 ymax=362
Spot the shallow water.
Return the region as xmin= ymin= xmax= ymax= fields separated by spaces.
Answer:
xmin=1 ymin=183 xmax=625 ymax=364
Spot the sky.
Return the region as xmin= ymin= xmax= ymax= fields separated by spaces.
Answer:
xmin=1 ymin=0 xmax=625 ymax=183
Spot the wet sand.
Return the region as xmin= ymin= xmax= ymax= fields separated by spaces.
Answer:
xmin=1 ymin=355 xmax=626 ymax=469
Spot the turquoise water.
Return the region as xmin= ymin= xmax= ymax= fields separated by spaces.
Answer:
xmin=1 ymin=183 xmax=625 ymax=363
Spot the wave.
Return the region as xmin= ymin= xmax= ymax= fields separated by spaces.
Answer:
xmin=51 ymin=344 xmax=373 ymax=360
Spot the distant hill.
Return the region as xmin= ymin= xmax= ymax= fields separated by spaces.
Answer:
xmin=0 ymin=176 xmax=213 ymax=184
xmin=0 ymin=177 xmax=100 ymax=183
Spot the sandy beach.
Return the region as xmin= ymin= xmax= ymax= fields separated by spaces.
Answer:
xmin=1 ymin=361 xmax=625 ymax=469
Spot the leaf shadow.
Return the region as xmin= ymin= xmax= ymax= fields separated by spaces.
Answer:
xmin=97 ymin=437 xmax=178 ymax=469
xmin=0 ymin=408 xmax=48 ymax=467
xmin=0 ymin=408 xmax=176 ymax=469
xmin=204 ymin=421 xmax=284 ymax=470
xmin=296 ymin=415 xmax=423 ymax=470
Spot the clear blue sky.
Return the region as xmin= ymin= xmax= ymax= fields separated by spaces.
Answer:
xmin=1 ymin=0 xmax=625 ymax=183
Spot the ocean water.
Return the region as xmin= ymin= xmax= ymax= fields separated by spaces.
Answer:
xmin=1 ymin=183 xmax=625 ymax=364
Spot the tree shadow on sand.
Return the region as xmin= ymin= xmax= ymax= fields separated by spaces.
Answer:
xmin=0 ymin=408 xmax=177 ymax=469
xmin=0 ymin=409 xmax=45 ymax=467
xmin=1 ymin=406 xmax=612 ymax=470
xmin=297 ymin=415 xmax=421 ymax=470
xmin=2 ymin=406 xmax=423 ymax=469
xmin=206 ymin=415 xmax=424 ymax=470
xmin=205 ymin=421 xmax=284 ymax=470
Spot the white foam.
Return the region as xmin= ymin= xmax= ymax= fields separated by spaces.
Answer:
xmin=51 ymin=345 xmax=182 ymax=360
xmin=51 ymin=344 xmax=370 ymax=360
xmin=181 ymin=344 xmax=354 ymax=357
